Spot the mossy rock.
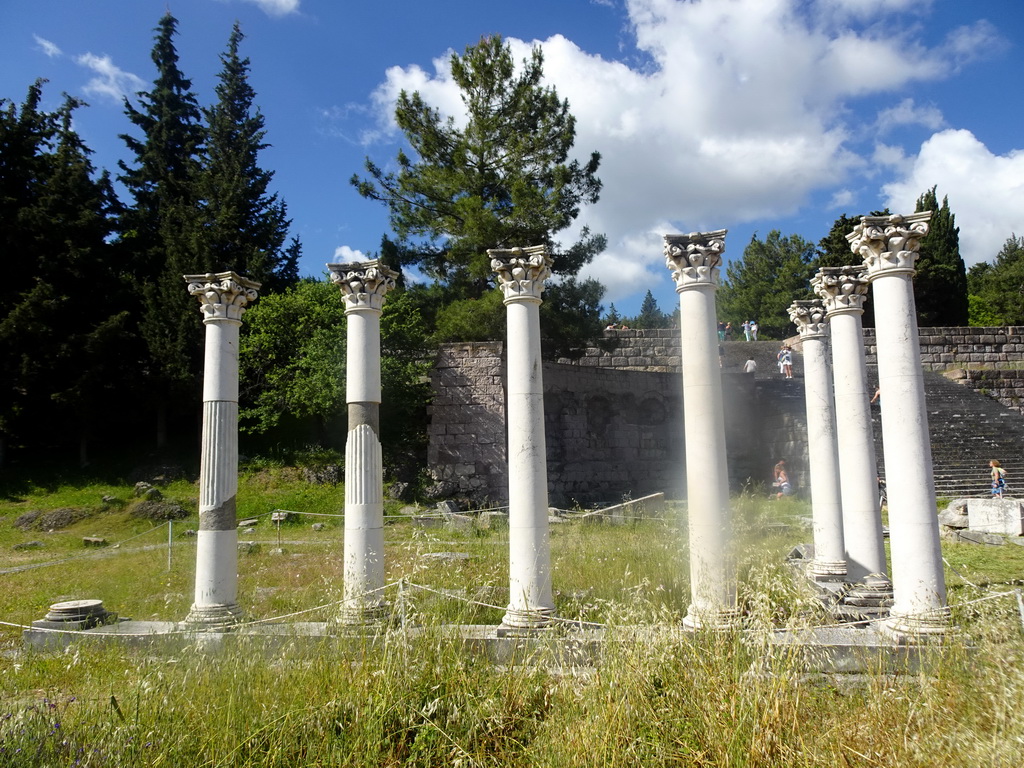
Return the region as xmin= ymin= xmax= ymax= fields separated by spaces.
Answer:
xmin=131 ymin=500 xmax=190 ymax=521
xmin=14 ymin=507 xmax=93 ymax=531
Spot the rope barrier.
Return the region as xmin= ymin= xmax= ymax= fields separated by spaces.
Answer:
xmin=1 ymin=524 xmax=172 ymax=575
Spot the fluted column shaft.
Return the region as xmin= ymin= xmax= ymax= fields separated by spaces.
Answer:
xmin=813 ymin=268 xmax=887 ymax=585
xmin=788 ymin=301 xmax=846 ymax=579
xmin=184 ymin=271 xmax=260 ymax=628
xmin=853 ymin=213 xmax=950 ymax=640
xmin=328 ymin=260 xmax=398 ymax=625
xmin=490 ymin=246 xmax=555 ymax=630
xmin=665 ymin=231 xmax=736 ymax=629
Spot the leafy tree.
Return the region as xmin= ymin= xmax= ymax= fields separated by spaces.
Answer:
xmin=914 ymin=187 xmax=968 ymax=326
xmin=239 ymin=279 xmax=347 ymax=438
xmin=352 ymin=35 xmax=607 ymax=353
xmin=200 ymin=23 xmax=297 ymax=291
xmin=239 ymin=280 xmax=432 ymax=472
xmin=718 ymin=230 xmax=816 ymax=339
xmin=967 ymin=235 xmax=1024 ymax=326
xmin=118 ymin=12 xmax=207 ymax=447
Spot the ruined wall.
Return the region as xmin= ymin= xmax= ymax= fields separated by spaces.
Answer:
xmin=426 ymin=343 xmax=507 ymax=502
xmin=425 ymin=327 xmax=1024 ymax=506
xmin=427 ymin=340 xmax=768 ymax=506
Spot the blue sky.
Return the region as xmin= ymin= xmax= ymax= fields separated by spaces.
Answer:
xmin=3 ymin=0 xmax=1023 ymax=316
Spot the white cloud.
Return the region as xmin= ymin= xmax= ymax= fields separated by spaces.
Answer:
xmin=943 ymin=20 xmax=1007 ymax=69
xmin=829 ymin=189 xmax=855 ymax=209
xmin=333 ymin=245 xmax=366 ymax=262
xmin=881 ymin=129 xmax=1024 ymax=266
xmin=238 ymin=0 xmax=300 ymax=17
xmin=75 ymin=53 xmax=144 ymax=103
xmin=876 ymin=98 xmax=945 ymax=132
xmin=361 ymin=0 xmax=1013 ymax=299
xmin=33 ymin=34 xmax=61 ymax=58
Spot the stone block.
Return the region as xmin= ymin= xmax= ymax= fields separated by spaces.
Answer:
xmin=967 ymin=498 xmax=1024 ymax=536
xmin=956 ymin=530 xmax=1006 ymax=546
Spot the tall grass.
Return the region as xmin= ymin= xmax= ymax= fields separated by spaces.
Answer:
xmin=5 ymin=479 xmax=1024 ymax=765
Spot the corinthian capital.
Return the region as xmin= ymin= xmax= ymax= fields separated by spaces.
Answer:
xmin=327 ymin=259 xmax=398 ymax=312
xmin=184 ymin=271 xmax=261 ymax=323
xmin=812 ymin=266 xmax=869 ymax=316
xmin=664 ymin=230 xmax=727 ymax=291
xmin=788 ymin=300 xmax=829 ymax=340
xmin=488 ymin=245 xmax=552 ymax=303
xmin=848 ymin=212 xmax=932 ymax=279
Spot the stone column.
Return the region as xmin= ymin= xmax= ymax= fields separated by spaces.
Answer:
xmin=852 ymin=212 xmax=951 ymax=641
xmin=787 ymin=300 xmax=846 ymax=580
xmin=327 ymin=259 xmax=398 ymax=625
xmin=489 ymin=245 xmax=556 ymax=630
xmin=664 ymin=231 xmax=737 ymax=629
xmin=812 ymin=267 xmax=891 ymax=602
xmin=183 ymin=271 xmax=260 ymax=628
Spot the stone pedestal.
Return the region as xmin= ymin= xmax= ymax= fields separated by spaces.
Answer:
xmin=854 ymin=212 xmax=950 ymax=641
xmin=788 ymin=301 xmax=846 ymax=579
xmin=489 ymin=246 xmax=556 ymax=630
xmin=812 ymin=267 xmax=890 ymax=598
xmin=968 ymin=498 xmax=1024 ymax=536
xmin=183 ymin=272 xmax=260 ymax=629
xmin=327 ymin=260 xmax=398 ymax=625
xmin=664 ymin=231 xmax=737 ymax=629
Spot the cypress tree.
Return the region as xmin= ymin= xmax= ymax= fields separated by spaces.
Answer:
xmin=118 ymin=12 xmax=206 ymax=447
xmin=914 ymin=187 xmax=968 ymax=326
xmin=0 ymin=88 xmax=128 ymax=464
xmin=200 ymin=23 xmax=297 ymax=292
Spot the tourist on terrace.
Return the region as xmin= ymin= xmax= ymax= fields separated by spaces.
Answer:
xmin=991 ymin=459 xmax=1007 ymax=498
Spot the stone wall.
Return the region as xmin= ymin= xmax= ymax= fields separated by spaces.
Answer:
xmin=427 ymin=340 xmax=771 ymax=506
xmin=425 ymin=327 xmax=1024 ymax=505
xmin=861 ymin=326 xmax=1024 ymax=369
xmin=426 ymin=343 xmax=507 ymax=502
xmin=565 ymin=328 xmax=681 ymax=371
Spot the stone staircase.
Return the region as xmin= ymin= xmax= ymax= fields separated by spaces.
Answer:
xmin=729 ymin=350 xmax=1024 ymax=498
xmin=870 ymin=366 xmax=1024 ymax=499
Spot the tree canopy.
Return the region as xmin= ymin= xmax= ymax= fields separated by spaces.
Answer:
xmin=967 ymin=235 xmax=1024 ymax=326
xmin=914 ymin=187 xmax=968 ymax=326
xmin=352 ymin=35 xmax=607 ymax=357
xmin=717 ymin=231 xmax=816 ymax=339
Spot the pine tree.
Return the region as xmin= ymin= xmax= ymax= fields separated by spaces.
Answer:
xmin=200 ymin=23 xmax=296 ymax=291
xmin=118 ymin=12 xmax=206 ymax=447
xmin=914 ymin=187 xmax=968 ymax=326
xmin=633 ymin=290 xmax=669 ymax=329
xmin=352 ymin=35 xmax=607 ymax=355
xmin=718 ymin=230 xmax=816 ymax=339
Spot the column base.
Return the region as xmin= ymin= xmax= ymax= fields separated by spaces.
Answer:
xmin=500 ymin=605 xmax=555 ymax=632
xmin=843 ymin=573 xmax=894 ymax=608
xmin=184 ymin=603 xmax=244 ymax=630
xmin=881 ymin=607 xmax=954 ymax=645
xmin=682 ymin=606 xmax=740 ymax=630
xmin=337 ymin=601 xmax=391 ymax=627
xmin=807 ymin=558 xmax=848 ymax=581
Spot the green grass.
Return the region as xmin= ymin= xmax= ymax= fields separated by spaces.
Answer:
xmin=5 ymin=474 xmax=1024 ymax=765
